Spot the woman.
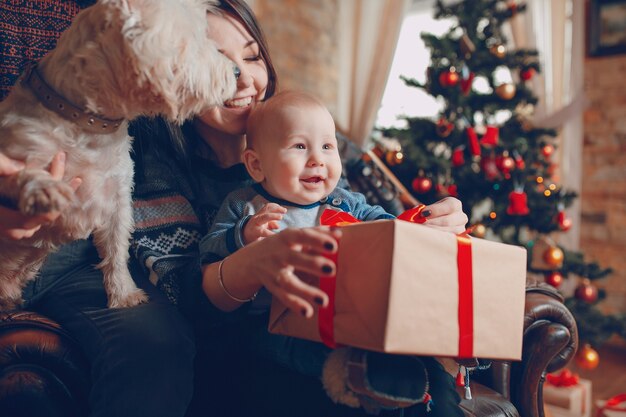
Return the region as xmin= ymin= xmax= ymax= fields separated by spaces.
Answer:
xmin=130 ymin=1 xmax=466 ymax=416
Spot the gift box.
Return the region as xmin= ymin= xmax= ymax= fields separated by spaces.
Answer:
xmin=268 ymin=219 xmax=527 ymax=360
xmin=543 ymin=370 xmax=592 ymax=417
xmin=596 ymin=395 xmax=626 ymax=417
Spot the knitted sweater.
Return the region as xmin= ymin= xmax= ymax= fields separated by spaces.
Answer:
xmin=0 ymin=0 xmax=95 ymax=100
xmin=130 ymin=120 xmax=255 ymax=323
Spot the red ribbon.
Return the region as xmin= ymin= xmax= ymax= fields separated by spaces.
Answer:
xmin=546 ymin=369 xmax=580 ymax=387
xmin=456 ymin=233 xmax=474 ymax=357
xmin=319 ymin=247 xmax=339 ymax=348
xmin=597 ymin=394 xmax=626 ymax=417
xmin=396 ymin=204 xmax=428 ymax=223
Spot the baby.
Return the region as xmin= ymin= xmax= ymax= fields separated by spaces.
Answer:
xmin=199 ymin=90 xmax=442 ymax=414
xmin=200 ymin=90 xmax=393 ymax=258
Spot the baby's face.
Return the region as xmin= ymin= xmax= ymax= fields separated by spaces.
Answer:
xmin=257 ymin=105 xmax=342 ymax=205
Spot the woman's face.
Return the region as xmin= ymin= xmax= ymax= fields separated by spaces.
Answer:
xmin=197 ymin=12 xmax=269 ymax=136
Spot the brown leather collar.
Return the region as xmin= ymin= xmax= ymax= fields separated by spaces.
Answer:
xmin=21 ymin=64 xmax=125 ymax=134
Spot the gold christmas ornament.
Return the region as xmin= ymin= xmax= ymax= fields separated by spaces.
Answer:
xmin=385 ymin=151 xmax=404 ymax=166
xmin=489 ymin=44 xmax=507 ymax=59
xmin=543 ymin=246 xmax=564 ymax=268
xmin=471 ymin=223 xmax=487 ymax=238
xmin=495 ymin=83 xmax=516 ymax=100
xmin=575 ymin=344 xmax=600 ymax=370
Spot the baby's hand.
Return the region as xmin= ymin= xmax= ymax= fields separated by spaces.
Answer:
xmin=243 ymin=203 xmax=287 ymax=245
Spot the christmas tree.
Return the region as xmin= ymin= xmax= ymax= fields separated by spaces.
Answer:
xmin=378 ymin=0 xmax=626 ymax=369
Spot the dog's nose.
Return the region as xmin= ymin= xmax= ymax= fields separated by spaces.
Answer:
xmin=233 ymin=65 xmax=241 ymax=80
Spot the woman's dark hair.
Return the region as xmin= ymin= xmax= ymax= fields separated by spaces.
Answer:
xmin=132 ymin=0 xmax=278 ymax=179
xmin=219 ymin=0 xmax=277 ymax=100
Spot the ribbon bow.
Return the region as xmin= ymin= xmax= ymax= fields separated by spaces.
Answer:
xmin=546 ymin=369 xmax=580 ymax=387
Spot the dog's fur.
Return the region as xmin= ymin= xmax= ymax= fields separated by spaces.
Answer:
xmin=0 ymin=0 xmax=237 ymax=310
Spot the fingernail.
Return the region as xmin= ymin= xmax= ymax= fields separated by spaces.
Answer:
xmin=314 ymin=296 xmax=324 ymax=305
xmin=321 ymin=265 xmax=333 ymax=275
xmin=420 ymin=209 xmax=432 ymax=218
xmin=324 ymin=242 xmax=335 ymax=251
xmin=301 ymin=308 xmax=309 ymax=317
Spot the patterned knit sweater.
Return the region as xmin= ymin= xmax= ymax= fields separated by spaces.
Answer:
xmin=0 ymin=0 xmax=94 ymax=100
xmin=130 ymin=120 xmax=256 ymax=323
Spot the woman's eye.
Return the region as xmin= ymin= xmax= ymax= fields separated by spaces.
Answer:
xmin=244 ymin=54 xmax=262 ymax=62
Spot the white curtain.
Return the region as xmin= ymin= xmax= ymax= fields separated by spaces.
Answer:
xmin=335 ymin=0 xmax=411 ymax=146
xmin=507 ymin=0 xmax=585 ymax=249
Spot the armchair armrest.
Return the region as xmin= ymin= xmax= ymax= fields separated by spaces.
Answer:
xmin=0 ymin=310 xmax=90 ymax=417
xmin=510 ymin=282 xmax=579 ymax=417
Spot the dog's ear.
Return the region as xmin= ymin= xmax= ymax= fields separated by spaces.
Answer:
xmin=243 ymin=149 xmax=265 ymax=183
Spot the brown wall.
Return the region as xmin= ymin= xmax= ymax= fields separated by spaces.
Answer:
xmin=582 ymin=54 xmax=626 ymax=316
xmin=252 ymin=0 xmax=339 ymax=114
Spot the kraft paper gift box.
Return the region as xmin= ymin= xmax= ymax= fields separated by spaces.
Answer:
xmin=543 ymin=378 xmax=592 ymax=417
xmin=268 ymin=220 xmax=527 ymax=359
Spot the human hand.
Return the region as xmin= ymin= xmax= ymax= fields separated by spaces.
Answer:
xmin=0 ymin=152 xmax=82 ymax=240
xmin=243 ymin=203 xmax=286 ymax=245
xmin=240 ymin=226 xmax=340 ymax=318
xmin=420 ymin=197 xmax=468 ymax=234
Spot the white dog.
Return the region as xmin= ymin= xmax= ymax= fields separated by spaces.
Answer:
xmin=0 ymin=0 xmax=237 ymax=310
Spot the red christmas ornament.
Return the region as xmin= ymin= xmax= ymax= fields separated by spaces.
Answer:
xmin=545 ymin=271 xmax=564 ymax=288
xmin=496 ymin=153 xmax=515 ymax=179
xmin=466 ymin=127 xmax=481 ymax=156
xmin=575 ymin=279 xmax=598 ymax=303
xmin=439 ymin=70 xmax=460 ymax=87
xmin=507 ymin=190 xmax=530 ymax=215
xmin=412 ymin=176 xmax=433 ymax=194
xmin=447 ymin=184 xmax=458 ymax=197
xmin=452 ymin=147 xmax=465 ymax=167
xmin=520 ymin=68 xmax=535 ymax=81
xmin=542 ymin=144 xmax=555 ymax=158
xmin=436 ymin=118 xmax=455 ymax=137
xmin=481 ymin=126 xmax=499 ymax=147
xmin=557 ymin=210 xmax=572 ymax=231
xmin=460 ymin=71 xmax=475 ymax=95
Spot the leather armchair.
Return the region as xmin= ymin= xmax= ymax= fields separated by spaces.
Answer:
xmin=1 ymin=282 xmax=577 ymax=417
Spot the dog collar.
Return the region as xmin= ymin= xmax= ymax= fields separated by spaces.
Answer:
xmin=21 ymin=64 xmax=125 ymax=134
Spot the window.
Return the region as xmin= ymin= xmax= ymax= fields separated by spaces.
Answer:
xmin=375 ymin=8 xmax=454 ymax=129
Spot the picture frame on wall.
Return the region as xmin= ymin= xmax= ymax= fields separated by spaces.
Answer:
xmin=589 ymin=0 xmax=626 ymax=56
